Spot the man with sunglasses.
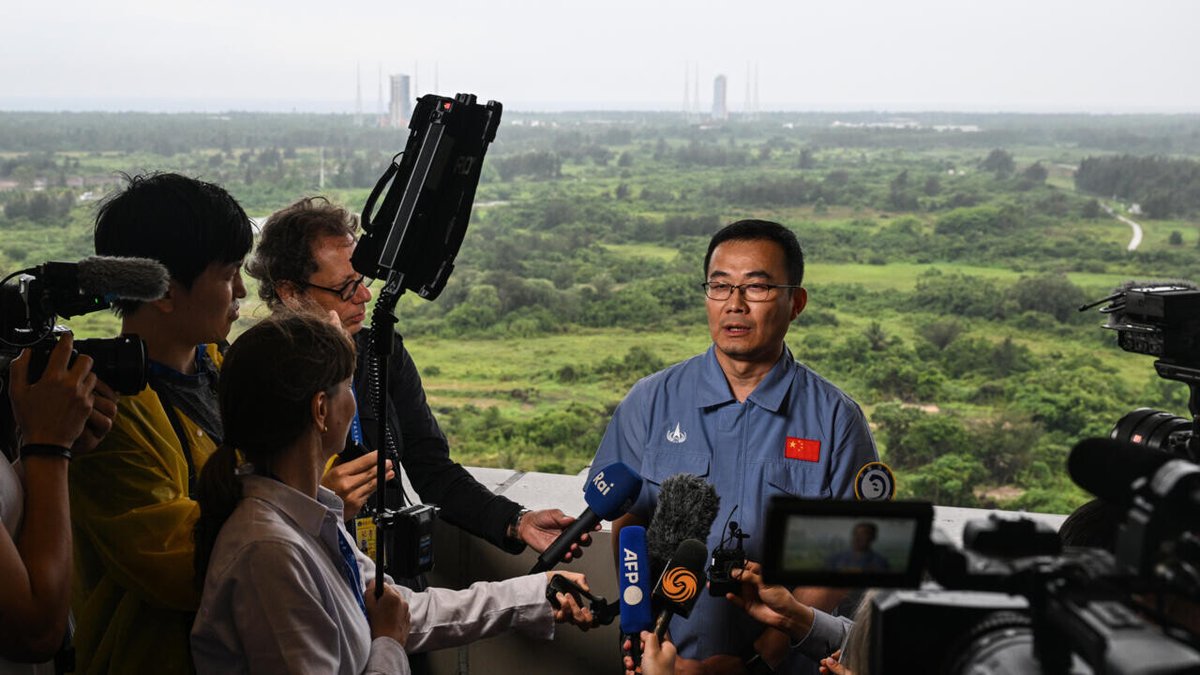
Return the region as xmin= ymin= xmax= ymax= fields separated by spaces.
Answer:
xmin=589 ymin=220 xmax=878 ymax=675
xmin=247 ymin=197 xmax=590 ymax=565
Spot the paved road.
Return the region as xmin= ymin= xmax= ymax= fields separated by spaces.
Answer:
xmin=1102 ymin=203 xmax=1144 ymax=251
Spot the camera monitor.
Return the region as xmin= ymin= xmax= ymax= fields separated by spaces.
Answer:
xmin=761 ymin=498 xmax=933 ymax=589
xmin=352 ymin=93 xmax=503 ymax=300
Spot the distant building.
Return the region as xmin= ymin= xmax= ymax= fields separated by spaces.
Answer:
xmin=389 ymin=74 xmax=412 ymax=128
xmin=712 ymin=74 xmax=727 ymax=121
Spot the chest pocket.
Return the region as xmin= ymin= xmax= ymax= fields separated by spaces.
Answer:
xmin=644 ymin=450 xmax=711 ymax=486
xmin=762 ymin=460 xmax=831 ymax=500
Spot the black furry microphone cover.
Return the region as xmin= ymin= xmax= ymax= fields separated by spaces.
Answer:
xmin=646 ymin=473 xmax=720 ymax=579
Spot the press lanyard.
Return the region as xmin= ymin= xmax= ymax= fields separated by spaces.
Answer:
xmin=349 ymin=388 xmax=364 ymax=446
xmin=336 ymin=529 xmax=369 ymax=620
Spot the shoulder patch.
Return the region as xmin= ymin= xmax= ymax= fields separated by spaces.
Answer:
xmin=854 ymin=461 xmax=896 ymax=501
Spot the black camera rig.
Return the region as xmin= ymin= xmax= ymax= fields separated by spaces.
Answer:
xmin=1082 ymin=282 xmax=1200 ymax=460
xmin=763 ymin=496 xmax=1200 ymax=674
xmin=0 ymin=259 xmax=158 ymax=396
xmin=348 ymin=93 xmax=502 ymax=590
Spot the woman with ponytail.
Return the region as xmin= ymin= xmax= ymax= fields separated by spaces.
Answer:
xmin=190 ymin=313 xmax=592 ymax=675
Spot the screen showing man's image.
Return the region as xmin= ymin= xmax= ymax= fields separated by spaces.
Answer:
xmin=782 ymin=516 xmax=917 ymax=574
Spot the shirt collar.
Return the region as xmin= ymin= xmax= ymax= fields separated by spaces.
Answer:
xmin=240 ymin=474 xmax=346 ymax=537
xmin=148 ymin=344 xmax=217 ymax=384
xmin=697 ymin=344 xmax=794 ymax=413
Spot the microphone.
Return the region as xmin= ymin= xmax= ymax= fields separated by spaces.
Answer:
xmin=528 ymin=461 xmax=642 ymax=573
xmin=646 ymin=473 xmax=720 ymax=580
xmin=618 ymin=525 xmax=653 ymax=664
xmin=72 ymin=256 xmax=171 ymax=301
xmin=1068 ymin=437 xmax=1200 ymax=522
xmin=29 ymin=257 xmax=170 ymax=318
xmin=651 ymin=538 xmax=708 ymax=640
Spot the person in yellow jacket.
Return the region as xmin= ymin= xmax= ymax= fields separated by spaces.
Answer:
xmin=68 ymin=173 xmax=254 ymax=674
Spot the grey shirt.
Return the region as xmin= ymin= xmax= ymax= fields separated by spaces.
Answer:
xmin=794 ymin=609 xmax=854 ymax=663
xmin=191 ymin=475 xmax=555 ymax=674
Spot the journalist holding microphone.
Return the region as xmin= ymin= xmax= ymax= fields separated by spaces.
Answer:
xmin=190 ymin=312 xmax=593 ymax=673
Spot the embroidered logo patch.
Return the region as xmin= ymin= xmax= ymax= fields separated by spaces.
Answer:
xmin=854 ymin=462 xmax=896 ymax=501
xmin=785 ymin=436 xmax=820 ymax=462
xmin=666 ymin=423 xmax=687 ymax=444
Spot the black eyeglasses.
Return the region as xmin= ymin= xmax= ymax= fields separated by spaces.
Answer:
xmin=701 ymin=281 xmax=801 ymax=302
xmin=304 ymin=274 xmax=373 ymax=301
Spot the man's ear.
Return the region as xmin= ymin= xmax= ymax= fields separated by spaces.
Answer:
xmin=276 ymin=281 xmax=304 ymax=310
xmin=790 ymin=287 xmax=808 ymax=321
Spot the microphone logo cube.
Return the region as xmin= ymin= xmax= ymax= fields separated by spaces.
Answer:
xmin=622 ymin=547 xmax=641 ymax=585
xmin=661 ymin=567 xmax=699 ymax=603
xmin=592 ymin=470 xmax=613 ymax=496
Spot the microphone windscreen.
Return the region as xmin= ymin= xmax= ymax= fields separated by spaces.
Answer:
xmin=647 ymin=473 xmax=719 ymax=577
xmin=75 ymin=256 xmax=170 ymax=301
xmin=584 ymin=461 xmax=642 ymax=520
xmin=651 ymin=538 xmax=708 ymax=620
xmin=618 ymin=526 xmax=653 ymax=634
xmin=1067 ymin=436 xmax=1175 ymax=504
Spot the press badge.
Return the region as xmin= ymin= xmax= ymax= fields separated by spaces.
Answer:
xmin=354 ymin=515 xmax=377 ymax=558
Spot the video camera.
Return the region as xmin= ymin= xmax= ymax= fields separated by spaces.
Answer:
xmin=0 ymin=258 xmax=163 ymax=395
xmin=1081 ymin=282 xmax=1200 ymax=460
xmin=762 ymin=486 xmax=1200 ymax=674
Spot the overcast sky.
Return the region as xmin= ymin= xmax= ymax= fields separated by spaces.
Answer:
xmin=4 ymin=0 xmax=1197 ymax=114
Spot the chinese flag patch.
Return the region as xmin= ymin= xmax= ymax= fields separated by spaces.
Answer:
xmin=785 ymin=437 xmax=821 ymax=462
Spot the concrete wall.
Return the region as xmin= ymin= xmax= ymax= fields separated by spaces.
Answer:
xmin=416 ymin=468 xmax=1068 ymax=674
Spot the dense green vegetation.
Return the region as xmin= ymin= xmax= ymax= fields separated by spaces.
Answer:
xmin=3 ymin=110 xmax=1199 ymax=514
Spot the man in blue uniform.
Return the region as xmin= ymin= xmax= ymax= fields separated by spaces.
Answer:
xmin=590 ymin=219 xmax=878 ymax=674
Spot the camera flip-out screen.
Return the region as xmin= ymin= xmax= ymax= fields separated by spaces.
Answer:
xmin=762 ymin=498 xmax=933 ymax=589
xmin=353 ymin=93 xmax=503 ymax=300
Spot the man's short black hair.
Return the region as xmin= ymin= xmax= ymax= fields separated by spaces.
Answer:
xmin=703 ymin=219 xmax=805 ymax=286
xmin=854 ymin=522 xmax=879 ymax=539
xmin=94 ymin=173 xmax=253 ymax=315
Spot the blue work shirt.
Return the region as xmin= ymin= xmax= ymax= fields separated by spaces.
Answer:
xmin=589 ymin=344 xmax=878 ymax=671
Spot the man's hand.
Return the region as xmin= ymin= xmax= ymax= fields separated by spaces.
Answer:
xmin=725 ymin=561 xmax=813 ymax=641
xmin=9 ymin=337 xmax=97 ymax=449
xmin=519 ymin=508 xmax=596 ymax=559
xmin=321 ymin=451 xmax=395 ymax=518
xmin=545 ymin=571 xmax=594 ymax=628
xmin=72 ymin=379 xmax=118 ymax=454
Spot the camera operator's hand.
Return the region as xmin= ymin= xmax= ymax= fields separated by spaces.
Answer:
xmin=364 ymin=580 xmax=410 ymax=648
xmin=321 ymin=451 xmax=395 ymax=519
xmin=545 ymin=571 xmax=594 ymax=628
xmin=726 ymin=561 xmax=814 ymax=642
xmin=72 ymin=378 xmax=118 ymax=454
xmin=9 ymin=336 xmax=96 ymax=449
xmin=519 ymin=508 xmax=598 ymax=559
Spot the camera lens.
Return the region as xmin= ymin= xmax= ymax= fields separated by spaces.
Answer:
xmin=1112 ymin=408 xmax=1192 ymax=453
xmin=74 ymin=335 xmax=149 ymax=395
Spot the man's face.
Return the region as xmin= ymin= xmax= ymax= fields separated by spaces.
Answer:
xmin=705 ymin=238 xmax=806 ymax=369
xmin=300 ymin=234 xmax=372 ymax=335
xmin=172 ymin=260 xmax=246 ymax=344
xmin=852 ymin=524 xmax=875 ymax=552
